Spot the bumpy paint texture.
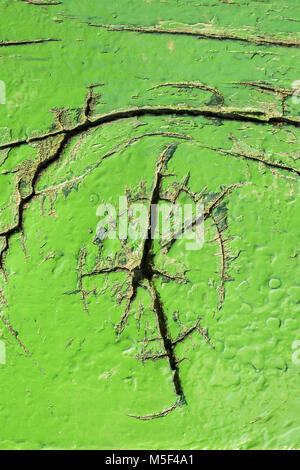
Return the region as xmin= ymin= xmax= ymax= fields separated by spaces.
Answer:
xmin=0 ymin=0 xmax=299 ymax=450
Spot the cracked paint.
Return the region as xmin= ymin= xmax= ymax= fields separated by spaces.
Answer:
xmin=0 ymin=0 xmax=299 ymax=451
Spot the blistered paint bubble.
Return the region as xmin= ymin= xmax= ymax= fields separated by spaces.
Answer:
xmin=268 ymin=278 xmax=281 ymax=289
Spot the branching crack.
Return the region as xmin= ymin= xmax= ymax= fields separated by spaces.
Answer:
xmin=0 ymin=135 xmax=68 ymax=276
xmin=73 ymin=144 xmax=242 ymax=419
xmin=0 ymin=84 xmax=298 ymax=397
xmin=1 ymin=104 xmax=300 ymax=157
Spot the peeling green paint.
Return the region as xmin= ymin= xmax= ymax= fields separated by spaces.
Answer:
xmin=0 ymin=0 xmax=299 ymax=450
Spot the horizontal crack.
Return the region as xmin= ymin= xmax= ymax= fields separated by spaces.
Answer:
xmin=1 ymin=105 xmax=299 ymax=152
xmin=88 ymin=23 xmax=300 ymax=49
xmin=20 ymin=0 xmax=62 ymax=5
xmin=236 ymin=81 xmax=294 ymax=97
xmin=0 ymin=39 xmax=61 ymax=47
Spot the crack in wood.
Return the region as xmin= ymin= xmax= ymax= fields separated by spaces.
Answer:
xmin=73 ymin=145 xmax=241 ymax=419
xmin=20 ymin=0 xmax=62 ymax=5
xmin=0 ymin=86 xmax=298 ymax=403
xmin=0 ymin=39 xmax=61 ymax=47
xmin=1 ymin=103 xmax=300 ymax=155
xmin=87 ymin=23 xmax=300 ymax=49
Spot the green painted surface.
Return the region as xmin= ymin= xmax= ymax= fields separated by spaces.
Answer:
xmin=0 ymin=0 xmax=299 ymax=450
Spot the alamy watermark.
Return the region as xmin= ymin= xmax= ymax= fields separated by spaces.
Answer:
xmin=0 ymin=341 xmax=6 ymax=364
xmin=96 ymin=196 xmax=204 ymax=251
xmin=292 ymin=340 xmax=300 ymax=366
xmin=0 ymin=81 xmax=6 ymax=105
xmin=292 ymin=80 xmax=300 ymax=105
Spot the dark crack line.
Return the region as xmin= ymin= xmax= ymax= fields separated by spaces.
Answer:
xmin=0 ymin=39 xmax=61 ymax=47
xmin=1 ymin=96 xmax=298 ymax=277
xmin=0 ymin=88 xmax=298 ymax=372
xmin=76 ymin=145 xmax=223 ymax=419
xmin=236 ymin=81 xmax=294 ymax=97
xmin=1 ymin=104 xmax=300 ymax=154
xmin=200 ymin=144 xmax=300 ymax=177
xmin=0 ymin=88 xmax=100 ymax=272
xmin=127 ymin=400 xmax=181 ymax=420
xmin=148 ymin=279 xmax=185 ymax=400
xmin=136 ymin=146 xmax=186 ymax=404
xmin=209 ymin=213 xmax=231 ymax=310
xmin=87 ymin=23 xmax=300 ymax=49
xmin=0 ymin=312 xmax=32 ymax=357
xmin=0 ymin=135 xmax=68 ymax=271
xmin=20 ymin=0 xmax=62 ymax=5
